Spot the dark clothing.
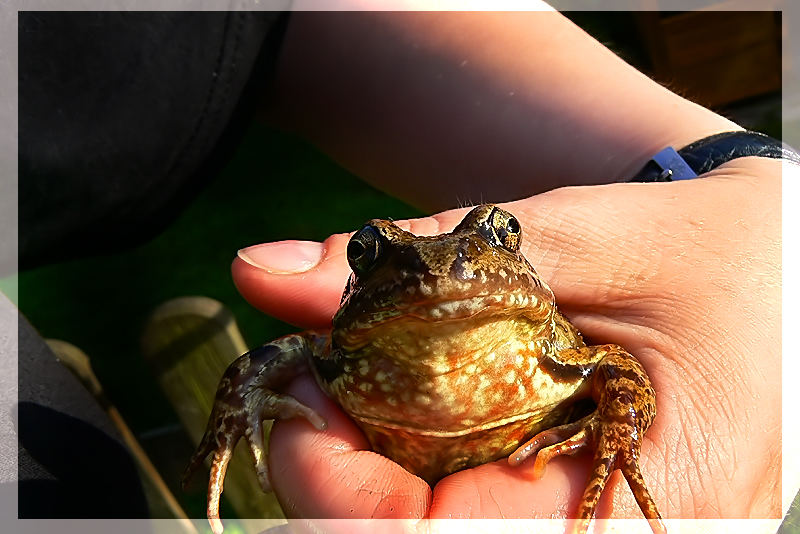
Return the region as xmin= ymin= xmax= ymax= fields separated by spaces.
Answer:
xmin=19 ymin=11 xmax=288 ymax=268
xmin=17 ymin=313 xmax=148 ymax=518
xmin=17 ymin=11 xmax=289 ymax=518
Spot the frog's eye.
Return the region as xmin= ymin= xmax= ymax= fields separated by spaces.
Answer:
xmin=478 ymin=207 xmax=522 ymax=253
xmin=499 ymin=216 xmax=522 ymax=252
xmin=347 ymin=225 xmax=383 ymax=275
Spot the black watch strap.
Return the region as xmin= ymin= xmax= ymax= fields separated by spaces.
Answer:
xmin=629 ymin=131 xmax=800 ymax=182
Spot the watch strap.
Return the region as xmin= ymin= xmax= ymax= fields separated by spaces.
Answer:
xmin=629 ymin=131 xmax=800 ymax=182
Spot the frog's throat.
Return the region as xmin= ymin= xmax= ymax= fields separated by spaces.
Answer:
xmin=347 ymin=406 xmax=558 ymax=438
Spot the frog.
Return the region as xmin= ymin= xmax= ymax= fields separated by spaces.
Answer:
xmin=184 ymin=204 xmax=664 ymax=534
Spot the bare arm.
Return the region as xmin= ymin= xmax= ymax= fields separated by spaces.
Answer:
xmin=264 ymin=10 xmax=740 ymax=210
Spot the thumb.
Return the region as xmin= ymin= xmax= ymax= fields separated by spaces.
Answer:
xmin=231 ymin=211 xmax=470 ymax=329
xmin=232 ymin=234 xmax=351 ymax=329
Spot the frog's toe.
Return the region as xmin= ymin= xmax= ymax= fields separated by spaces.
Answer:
xmin=509 ymin=411 xmax=663 ymax=534
xmin=247 ymin=394 xmax=327 ymax=492
xmin=244 ymin=417 xmax=271 ymax=493
xmin=182 ymin=427 xmax=215 ymax=490
xmin=619 ymin=457 xmax=666 ymax=534
xmin=181 ymin=396 xmax=266 ymax=532
xmin=207 ymin=446 xmax=234 ymax=534
xmin=182 ymin=420 xmax=238 ymax=533
xmin=530 ymin=426 xmax=590 ymax=479
xmin=269 ymin=395 xmax=328 ymax=431
xmin=576 ymin=436 xmax=666 ymax=533
xmin=507 ymin=417 xmax=589 ymax=472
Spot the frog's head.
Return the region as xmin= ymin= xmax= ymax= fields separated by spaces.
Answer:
xmin=332 ymin=205 xmax=555 ymax=347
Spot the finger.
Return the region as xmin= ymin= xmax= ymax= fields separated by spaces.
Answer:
xmin=233 ymin=237 xmax=351 ymax=329
xmin=429 ymin=452 xmax=599 ymax=519
xmin=430 ymin=452 xmax=660 ymax=522
xmin=268 ymin=374 xmax=432 ymax=518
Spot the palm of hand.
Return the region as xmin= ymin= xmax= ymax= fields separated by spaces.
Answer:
xmin=232 ymin=161 xmax=780 ymax=524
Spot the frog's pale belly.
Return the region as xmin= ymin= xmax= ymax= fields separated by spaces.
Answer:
xmin=357 ymin=407 xmax=571 ymax=484
xmin=322 ymin=317 xmax=581 ymax=425
xmin=316 ymin=316 xmax=587 ymax=482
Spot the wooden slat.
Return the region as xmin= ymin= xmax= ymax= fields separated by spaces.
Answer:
xmin=141 ymin=297 xmax=285 ymax=533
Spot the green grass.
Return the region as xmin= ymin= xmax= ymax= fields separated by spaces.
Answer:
xmin=0 ymin=272 xmax=18 ymax=305
xmin=781 ymin=490 xmax=800 ymax=534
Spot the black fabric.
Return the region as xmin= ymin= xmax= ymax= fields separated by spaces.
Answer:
xmin=15 ymin=11 xmax=289 ymax=519
xmin=629 ymin=130 xmax=800 ymax=182
xmin=16 ymin=310 xmax=149 ymax=518
xmin=19 ymin=11 xmax=289 ymax=268
xmin=18 ymin=403 xmax=149 ymax=518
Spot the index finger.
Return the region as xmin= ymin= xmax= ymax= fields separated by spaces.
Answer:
xmin=268 ymin=373 xmax=432 ymax=518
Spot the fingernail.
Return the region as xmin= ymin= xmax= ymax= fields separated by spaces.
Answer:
xmin=238 ymin=241 xmax=324 ymax=274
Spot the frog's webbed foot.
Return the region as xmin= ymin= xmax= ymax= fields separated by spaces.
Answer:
xmin=508 ymin=344 xmax=665 ymax=534
xmin=182 ymin=334 xmax=327 ymax=534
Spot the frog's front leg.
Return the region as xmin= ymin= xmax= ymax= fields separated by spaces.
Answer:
xmin=182 ymin=333 xmax=328 ymax=534
xmin=508 ymin=344 xmax=664 ymax=534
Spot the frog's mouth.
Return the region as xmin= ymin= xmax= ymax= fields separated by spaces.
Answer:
xmin=334 ymin=290 xmax=554 ymax=348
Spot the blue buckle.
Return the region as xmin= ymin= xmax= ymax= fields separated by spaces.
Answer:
xmin=651 ymin=146 xmax=698 ymax=181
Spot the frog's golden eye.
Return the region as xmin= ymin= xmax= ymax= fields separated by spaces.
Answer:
xmin=500 ymin=216 xmax=522 ymax=252
xmin=479 ymin=207 xmax=522 ymax=253
xmin=347 ymin=225 xmax=382 ymax=275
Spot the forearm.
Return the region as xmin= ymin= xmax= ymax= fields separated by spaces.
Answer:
xmin=264 ymin=10 xmax=740 ymax=210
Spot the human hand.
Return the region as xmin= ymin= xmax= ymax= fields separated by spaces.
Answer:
xmin=231 ymin=158 xmax=783 ymax=528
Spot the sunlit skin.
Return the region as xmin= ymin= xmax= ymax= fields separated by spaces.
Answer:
xmin=226 ymin=158 xmax=783 ymax=531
